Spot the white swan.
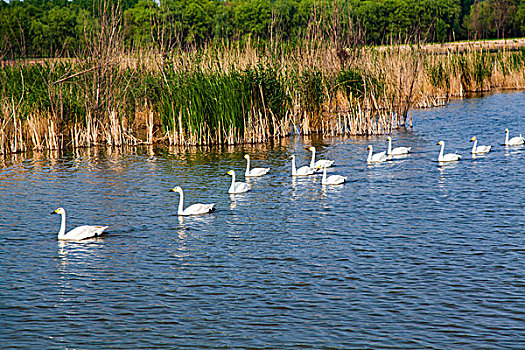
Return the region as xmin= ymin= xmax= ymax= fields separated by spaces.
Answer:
xmin=291 ymin=155 xmax=315 ymax=176
xmin=386 ymin=136 xmax=411 ymax=156
xmin=470 ymin=136 xmax=491 ymax=154
xmin=51 ymin=207 xmax=108 ymax=241
xmin=227 ymin=170 xmax=250 ymax=194
xmin=367 ymin=145 xmax=387 ymax=163
xmin=244 ymin=154 xmax=269 ymax=177
xmin=308 ymin=146 xmax=334 ymax=169
xmin=170 ymin=186 xmax=215 ymax=216
xmin=504 ymin=128 xmax=524 ymax=146
xmin=437 ymin=140 xmax=462 ymax=162
xmin=321 ymin=166 xmax=346 ymax=185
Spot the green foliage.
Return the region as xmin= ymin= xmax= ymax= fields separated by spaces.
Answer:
xmin=426 ymin=61 xmax=450 ymax=90
xmin=299 ymin=69 xmax=325 ymax=116
xmin=337 ymin=68 xmax=364 ymax=98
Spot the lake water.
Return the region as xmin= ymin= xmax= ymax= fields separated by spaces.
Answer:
xmin=1 ymin=91 xmax=524 ymax=349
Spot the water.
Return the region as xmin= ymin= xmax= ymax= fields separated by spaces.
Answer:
xmin=1 ymin=91 xmax=524 ymax=349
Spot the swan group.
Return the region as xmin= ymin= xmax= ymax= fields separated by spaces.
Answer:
xmin=51 ymin=127 xmax=522 ymax=235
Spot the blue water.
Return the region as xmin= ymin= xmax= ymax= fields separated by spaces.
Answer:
xmin=0 ymin=91 xmax=524 ymax=349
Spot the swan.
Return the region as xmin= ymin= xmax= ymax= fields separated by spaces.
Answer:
xmin=469 ymin=136 xmax=491 ymax=154
xmin=366 ymin=145 xmax=387 ymax=163
xmin=227 ymin=170 xmax=250 ymax=194
xmin=244 ymin=154 xmax=270 ymax=177
xmin=321 ymin=166 xmax=346 ymax=185
xmin=504 ymin=128 xmax=524 ymax=146
xmin=51 ymin=207 xmax=108 ymax=241
xmin=170 ymin=186 xmax=215 ymax=216
xmin=437 ymin=140 xmax=462 ymax=162
xmin=386 ymin=136 xmax=411 ymax=156
xmin=308 ymin=146 xmax=334 ymax=169
xmin=291 ymin=155 xmax=315 ymax=176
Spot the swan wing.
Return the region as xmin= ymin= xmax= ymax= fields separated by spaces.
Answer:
xmin=441 ymin=153 xmax=462 ymax=162
xmin=391 ymin=146 xmax=411 ymax=155
xmin=246 ymin=167 xmax=270 ymax=177
xmin=63 ymin=225 xmax=108 ymax=241
xmin=508 ymin=136 xmax=525 ymax=145
xmin=230 ymin=182 xmax=250 ymax=193
xmin=475 ymin=145 xmax=491 ymax=154
xmin=296 ymin=166 xmax=315 ymax=176
xmin=314 ymin=159 xmax=334 ymax=168
xmin=324 ymin=175 xmax=346 ymax=185
xmin=371 ymin=151 xmax=387 ymax=162
xmin=182 ymin=203 xmax=215 ymax=216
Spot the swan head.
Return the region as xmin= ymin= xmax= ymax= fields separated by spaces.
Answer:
xmin=227 ymin=170 xmax=235 ymax=176
xmin=437 ymin=141 xmax=444 ymax=146
xmin=244 ymin=154 xmax=250 ymax=160
xmin=169 ymin=186 xmax=183 ymax=193
xmin=505 ymin=128 xmax=509 ymax=133
xmin=51 ymin=207 xmax=65 ymax=215
xmin=290 ymin=155 xmax=295 ymax=159
xmin=367 ymin=145 xmax=373 ymax=150
xmin=386 ymin=136 xmax=392 ymax=141
xmin=308 ymin=146 xmax=315 ymax=152
xmin=470 ymin=136 xmax=477 ymax=142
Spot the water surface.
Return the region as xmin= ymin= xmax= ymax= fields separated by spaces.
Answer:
xmin=1 ymin=91 xmax=524 ymax=349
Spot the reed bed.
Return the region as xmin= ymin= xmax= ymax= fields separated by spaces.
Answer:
xmin=1 ymin=42 xmax=525 ymax=154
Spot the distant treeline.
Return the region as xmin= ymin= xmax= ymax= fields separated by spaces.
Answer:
xmin=1 ymin=0 xmax=524 ymax=58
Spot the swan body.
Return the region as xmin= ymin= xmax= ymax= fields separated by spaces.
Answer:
xmin=170 ymin=186 xmax=215 ymax=216
xmin=367 ymin=145 xmax=387 ymax=163
xmin=470 ymin=136 xmax=491 ymax=154
xmin=437 ymin=141 xmax=462 ymax=162
xmin=505 ymin=128 xmax=524 ymax=146
xmin=51 ymin=207 xmax=108 ymax=241
xmin=244 ymin=154 xmax=270 ymax=177
xmin=386 ymin=136 xmax=411 ymax=156
xmin=308 ymin=146 xmax=334 ymax=169
xmin=291 ymin=155 xmax=315 ymax=176
xmin=227 ymin=170 xmax=250 ymax=194
xmin=321 ymin=166 xmax=346 ymax=185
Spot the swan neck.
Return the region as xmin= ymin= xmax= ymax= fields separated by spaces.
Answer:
xmin=388 ymin=139 xmax=392 ymax=154
xmin=505 ymin=131 xmax=509 ymax=145
xmin=471 ymin=139 xmax=477 ymax=153
xmin=245 ymin=157 xmax=250 ymax=176
xmin=310 ymin=149 xmax=316 ymax=168
xmin=177 ymin=191 xmax=184 ymax=215
xmin=439 ymin=143 xmax=445 ymax=160
xmin=58 ymin=212 xmax=66 ymax=238
xmin=322 ymin=167 xmax=327 ymax=182
xmin=367 ymin=148 xmax=372 ymax=162
xmin=291 ymin=157 xmax=296 ymax=175
xmin=229 ymin=172 xmax=236 ymax=191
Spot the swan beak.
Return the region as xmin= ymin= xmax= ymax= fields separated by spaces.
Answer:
xmin=169 ymin=188 xmax=175 ymax=192
xmin=50 ymin=210 xmax=57 ymax=214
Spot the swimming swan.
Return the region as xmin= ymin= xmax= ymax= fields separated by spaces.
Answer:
xmin=51 ymin=207 xmax=108 ymax=241
xmin=437 ymin=140 xmax=462 ymax=162
xmin=386 ymin=136 xmax=411 ymax=156
xmin=504 ymin=128 xmax=524 ymax=146
xmin=367 ymin=145 xmax=387 ymax=163
xmin=469 ymin=136 xmax=491 ymax=154
xmin=291 ymin=155 xmax=315 ymax=176
xmin=321 ymin=166 xmax=346 ymax=185
xmin=244 ymin=154 xmax=270 ymax=177
xmin=227 ymin=170 xmax=250 ymax=193
xmin=170 ymin=186 xmax=215 ymax=216
xmin=308 ymin=146 xmax=334 ymax=169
